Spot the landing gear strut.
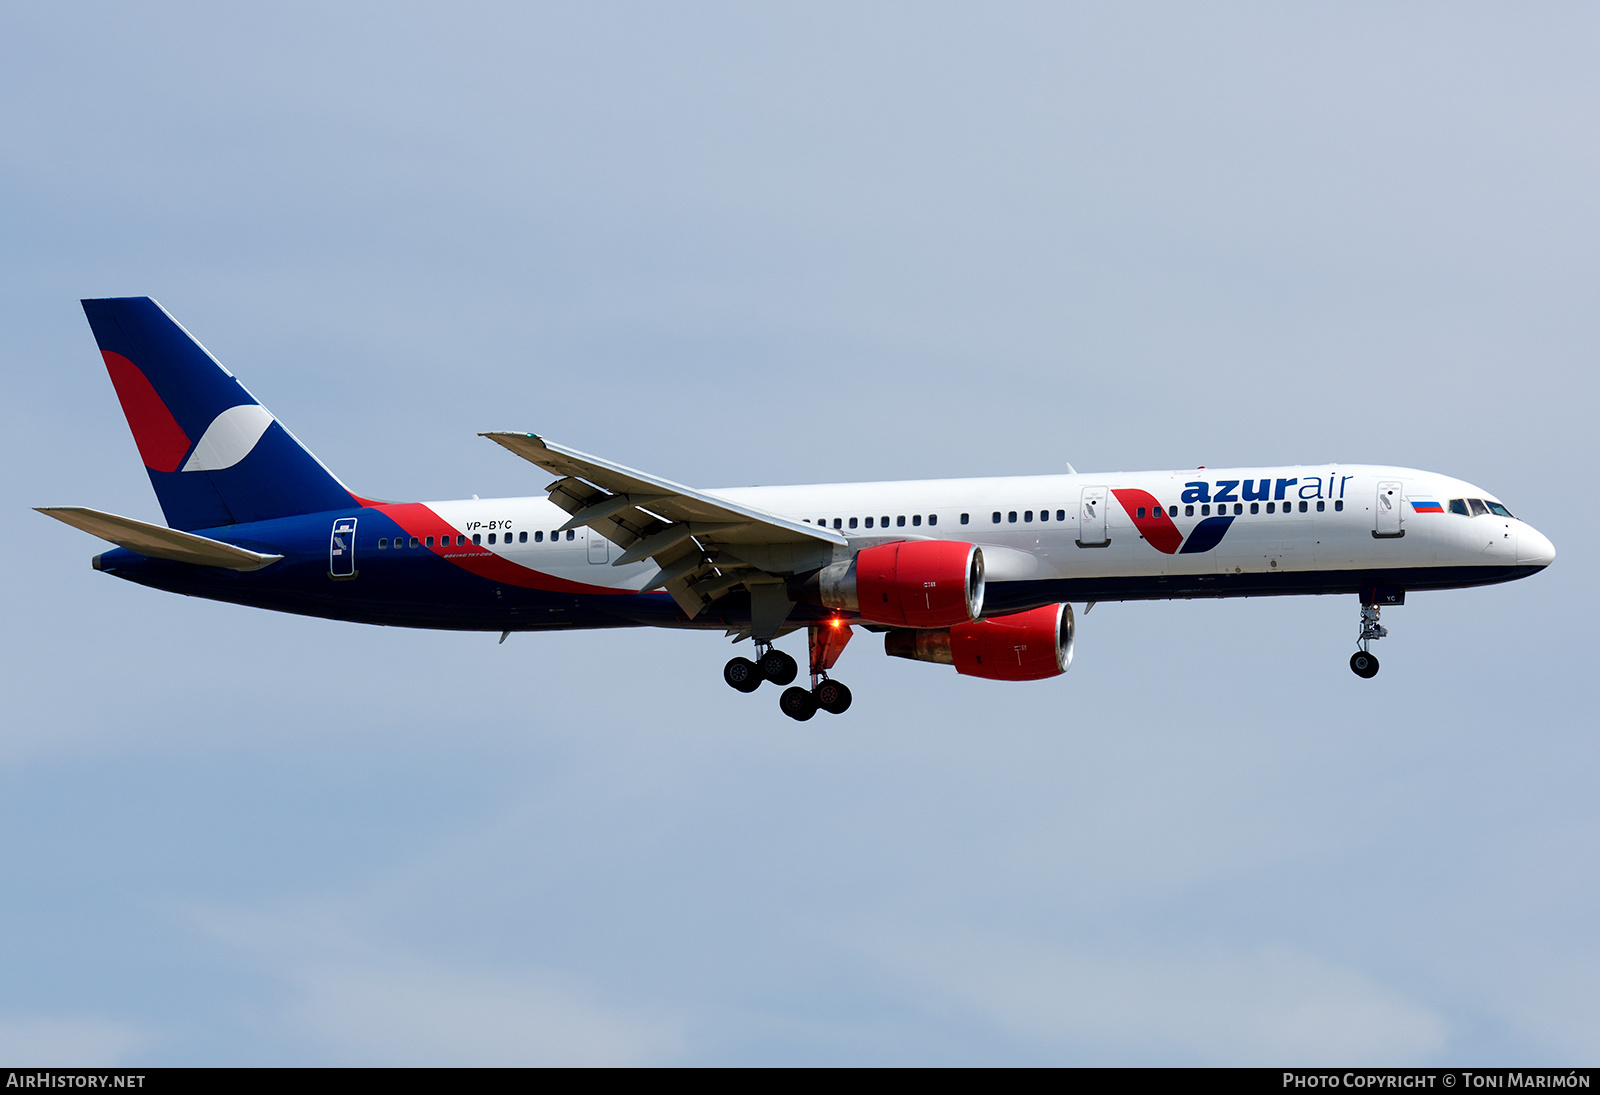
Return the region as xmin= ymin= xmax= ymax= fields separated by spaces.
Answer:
xmin=779 ymin=620 xmax=856 ymax=720
xmin=1350 ymin=601 xmax=1388 ymax=679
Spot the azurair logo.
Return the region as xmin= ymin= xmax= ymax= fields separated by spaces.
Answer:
xmin=1113 ymin=487 xmax=1235 ymax=556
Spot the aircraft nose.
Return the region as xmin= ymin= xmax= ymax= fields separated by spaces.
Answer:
xmin=1518 ymin=526 xmax=1556 ymax=568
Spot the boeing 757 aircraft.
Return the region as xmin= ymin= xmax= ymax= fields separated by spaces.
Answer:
xmin=39 ymin=298 xmax=1555 ymax=720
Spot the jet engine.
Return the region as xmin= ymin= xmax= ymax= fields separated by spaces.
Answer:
xmin=802 ymin=540 xmax=985 ymax=628
xmin=884 ymin=603 xmax=1074 ymax=681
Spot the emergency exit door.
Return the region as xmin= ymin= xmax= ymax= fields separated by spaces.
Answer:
xmin=1076 ymin=486 xmax=1110 ymax=547
xmin=328 ymin=517 xmax=357 ymax=579
xmin=1375 ymin=481 xmax=1405 ymax=538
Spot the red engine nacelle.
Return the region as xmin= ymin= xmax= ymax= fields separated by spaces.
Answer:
xmin=814 ymin=540 xmax=985 ymax=628
xmin=884 ymin=603 xmax=1075 ymax=681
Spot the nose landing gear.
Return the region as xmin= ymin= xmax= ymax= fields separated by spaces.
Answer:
xmin=1350 ymin=598 xmax=1390 ymax=679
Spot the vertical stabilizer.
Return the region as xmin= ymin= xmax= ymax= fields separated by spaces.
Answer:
xmin=82 ymin=297 xmax=360 ymax=530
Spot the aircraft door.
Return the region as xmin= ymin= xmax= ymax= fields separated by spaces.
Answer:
xmin=1375 ymin=481 xmax=1404 ymax=538
xmin=1076 ymin=486 xmax=1110 ymax=547
xmin=587 ymin=528 xmax=609 ymax=564
xmin=329 ymin=517 xmax=358 ymax=579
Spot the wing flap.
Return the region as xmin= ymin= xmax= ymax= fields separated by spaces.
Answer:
xmin=482 ymin=433 xmax=844 ymax=549
xmin=481 ymin=432 xmax=842 ymax=634
xmin=36 ymin=506 xmax=284 ymax=571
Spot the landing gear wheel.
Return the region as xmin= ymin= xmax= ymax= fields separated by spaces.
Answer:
xmin=724 ymin=656 xmax=763 ymax=693
xmin=779 ymin=686 xmax=819 ymax=721
xmin=759 ymin=649 xmax=798 ymax=685
xmin=815 ymin=679 xmax=853 ymax=715
xmin=1350 ymin=651 xmax=1380 ymax=679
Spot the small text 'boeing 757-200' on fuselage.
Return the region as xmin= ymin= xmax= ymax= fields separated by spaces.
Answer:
xmin=38 ymin=298 xmax=1555 ymax=720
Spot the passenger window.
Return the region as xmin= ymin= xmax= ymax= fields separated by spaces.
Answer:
xmin=535 ymin=531 xmax=543 ymax=542
xmin=928 ymin=514 xmax=937 ymax=526
xmin=411 ymin=537 xmax=419 ymax=548
xmin=1335 ymin=500 xmax=1344 ymax=511
xmin=1008 ymin=511 xmax=1017 ymax=523
xmin=519 ymin=531 xmax=527 ymax=543
xmin=1234 ymin=503 xmax=1242 ymax=515
xmin=1057 ymin=510 xmax=1066 ymax=521
xmin=1185 ymin=505 xmax=1194 ymax=517
xmin=378 ymin=538 xmax=388 ymax=549
xmin=847 ymin=517 xmax=857 ymax=529
xmin=1267 ymin=502 xmax=1275 ymax=513
xmin=456 ymin=535 xmax=465 ymax=546
xmin=471 ymin=534 xmax=480 ymax=545
xmin=1167 ymin=506 xmax=1177 ymax=518
xmin=881 ymin=516 xmax=890 ymax=526
xmin=566 ymin=530 xmax=575 ymax=540
xmin=1039 ymin=509 xmax=1048 ymax=522
xmin=992 ymin=512 xmax=1001 ymax=524
xmin=426 ymin=536 xmax=435 ymax=547
xmin=833 ymin=518 xmax=842 ymax=529
xmin=1469 ymin=499 xmax=1488 ymax=516
xmin=864 ymin=517 xmax=873 ymax=528
xmin=1201 ymin=504 xmax=1210 ymax=516
xmin=913 ymin=515 xmax=922 ymax=526
xmin=1449 ymin=499 xmax=1469 ymax=516
xmin=1486 ymin=501 xmax=1514 ymax=518
xmin=897 ymin=516 xmax=906 ymax=527
xmin=1316 ymin=500 xmax=1325 ymax=512
xmin=1298 ymin=501 xmax=1308 ymax=513
xmin=1136 ymin=507 xmax=1146 ymax=519
xmin=488 ymin=533 xmax=496 ymax=544
xmin=960 ymin=513 xmax=970 ymax=525
xmin=1250 ymin=503 xmax=1259 ymax=515
xmin=1024 ymin=510 xmax=1033 ymax=522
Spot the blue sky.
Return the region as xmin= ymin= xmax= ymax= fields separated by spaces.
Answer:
xmin=2 ymin=3 xmax=1596 ymax=1064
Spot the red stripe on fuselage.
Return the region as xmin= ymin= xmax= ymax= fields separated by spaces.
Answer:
xmin=378 ymin=502 xmax=629 ymax=596
xmin=102 ymin=351 xmax=190 ymax=473
xmin=1113 ymin=488 xmax=1183 ymax=554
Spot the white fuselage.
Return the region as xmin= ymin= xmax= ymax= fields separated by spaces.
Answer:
xmin=417 ymin=464 xmax=1555 ymax=601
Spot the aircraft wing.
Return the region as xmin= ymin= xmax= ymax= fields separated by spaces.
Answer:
xmin=36 ymin=506 xmax=284 ymax=571
xmin=482 ymin=432 xmax=845 ymax=620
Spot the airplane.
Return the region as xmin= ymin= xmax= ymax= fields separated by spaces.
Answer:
xmin=38 ymin=297 xmax=1556 ymax=721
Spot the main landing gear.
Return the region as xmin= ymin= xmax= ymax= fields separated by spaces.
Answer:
xmin=1350 ymin=600 xmax=1389 ymax=679
xmin=722 ymin=623 xmax=855 ymax=720
xmin=723 ymin=646 xmax=797 ymax=692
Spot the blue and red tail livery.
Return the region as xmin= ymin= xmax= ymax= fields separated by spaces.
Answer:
xmin=41 ymin=299 xmax=1556 ymax=716
xmin=82 ymin=297 xmax=359 ymax=530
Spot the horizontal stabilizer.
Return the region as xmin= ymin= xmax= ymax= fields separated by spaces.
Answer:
xmin=35 ymin=507 xmax=284 ymax=571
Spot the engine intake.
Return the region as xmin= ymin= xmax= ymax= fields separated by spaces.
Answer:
xmin=807 ymin=540 xmax=985 ymax=628
xmin=884 ymin=603 xmax=1075 ymax=681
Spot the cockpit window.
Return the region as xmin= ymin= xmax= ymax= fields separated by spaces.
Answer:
xmin=1448 ymin=499 xmax=1469 ymax=516
xmin=1468 ymin=498 xmax=1489 ymax=517
xmin=1486 ymin=501 xmax=1514 ymax=518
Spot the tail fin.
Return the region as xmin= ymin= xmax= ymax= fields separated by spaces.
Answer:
xmin=81 ymin=297 xmax=360 ymax=530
